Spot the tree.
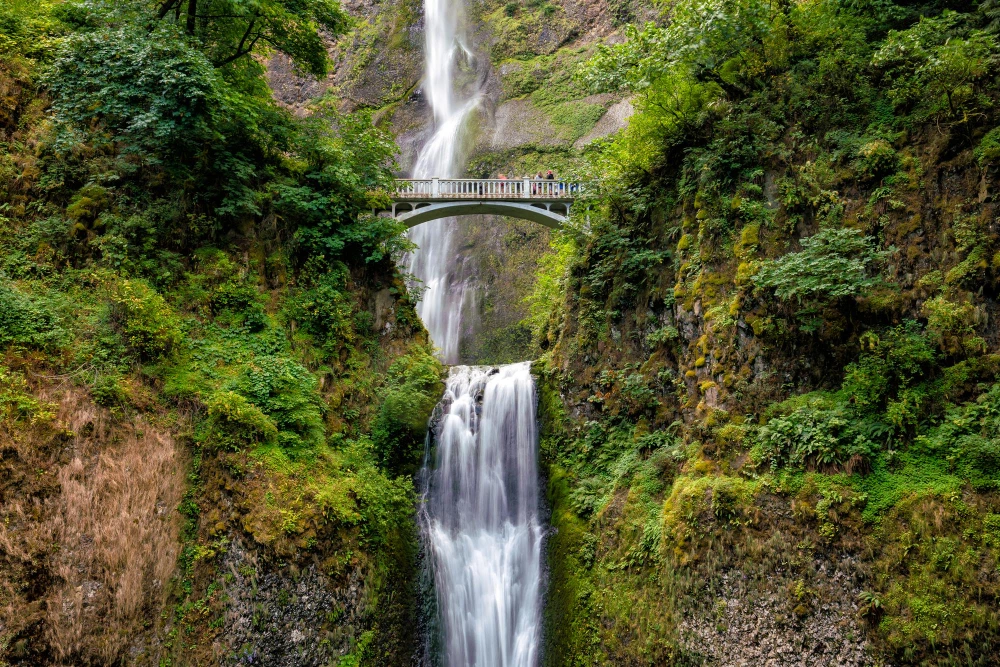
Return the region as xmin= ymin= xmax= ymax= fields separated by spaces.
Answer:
xmin=150 ymin=0 xmax=348 ymax=76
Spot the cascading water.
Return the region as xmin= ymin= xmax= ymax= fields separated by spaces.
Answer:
xmin=408 ymin=0 xmax=544 ymax=663
xmin=420 ymin=363 xmax=543 ymax=666
xmin=405 ymin=0 xmax=480 ymax=363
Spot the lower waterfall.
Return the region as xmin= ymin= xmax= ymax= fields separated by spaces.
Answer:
xmin=420 ymin=362 xmax=543 ymax=666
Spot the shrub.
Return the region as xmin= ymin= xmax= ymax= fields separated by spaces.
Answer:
xmin=211 ymin=281 xmax=267 ymax=332
xmin=232 ymin=356 xmax=325 ymax=451
xmin=0 ymin=282 xmax=68 ymax=351
xmin=974 ymin=127 xmax=1000 ymax=166
xmin=284 ymin=266 xmax=354 ymax=357
xmin=913 ymin=383 xmax=1000 ymax=490
xmin=921 ymin=294 xmax=984 ymax=356
xmin=0 ymin=365 xmax=55 ymax=423
xmin=204 ymin=390 xmax=279 ymax=451
xmin=91 ymin=374 xmax=128 ymax=408
xmin=872 ymin=11 xmax=999 ymax=124
xmin=843 ymin=322 xmax=937 ymax=420
xmin=372 ymin=347 xmax=443 ymax=470
xmin=852 ymin=139 xmax=899 ymax=181
xmin=752 ymin=393 xmax=876 ymax=470
xmin=108 ymin=279 xmax=182 ymax=361
xmin=753 ymin=227 xmax=888 ymax=305
xmin=647 ymin=325 xmax=679 ymax=347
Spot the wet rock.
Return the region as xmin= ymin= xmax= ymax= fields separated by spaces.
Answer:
xmin=221 ymin=538 xmax=366 ymax=667
xmin=677 ymin=562 xmax=879 ymax=666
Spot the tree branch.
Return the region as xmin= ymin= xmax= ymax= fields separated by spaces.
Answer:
xmin=213 ymin=30 xmax=264 ymax=68
xmin=156 ymin=0 xmax=180 ymax=19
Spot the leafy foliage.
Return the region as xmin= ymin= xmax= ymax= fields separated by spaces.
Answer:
xmin=41 ymin=1 xmax=396 ymax=263
xmin=843 ymin=322 xmax=938 ymax=428
xmin=74 ymin=0 xmax=348 ymax=77
xmin=872 ymin=11 xmax=999 ymax=125
xmin=753 ymin=227 xmax=888 ymax=304
xmin=753 ymin=393 xmax=876 ymax=470
xmin=108 ymin=278 xmax=182 ymax=360
xmin=204 ymin=389 xmax=279 ymax=450
xmin=230 ymin=355 xmax=325 ymax=451
xmin=278 ymin=109 xmax=401 ymax=265
xmin=0 ymin=282 xmax=69 ymax=351
xmin=912 ymin=384 xmax=1000 ymax=491
xmin=372 ymin=347 xmax=443 ymax=470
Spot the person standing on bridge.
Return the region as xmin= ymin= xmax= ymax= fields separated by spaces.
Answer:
xmin=533 ymin=172 xmax=543 ymax=195
xmin=498 ymin=173 xmax=508 ymax=194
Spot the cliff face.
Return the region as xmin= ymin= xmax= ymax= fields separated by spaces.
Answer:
xmin=529 ymin=2 xmax=1000 ymax=663
xmin=536 ymin=142 xmax=1000 ymax=666
xmin=0 ymin=255 xmax=436 ymax=665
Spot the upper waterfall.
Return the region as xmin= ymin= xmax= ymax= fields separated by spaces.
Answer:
xmin=404 ymin=0 xmax=481 ymax=363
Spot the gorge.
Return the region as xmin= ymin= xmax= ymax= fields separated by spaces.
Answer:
xmin=1 ymin=1 xmax=1000 ymax=666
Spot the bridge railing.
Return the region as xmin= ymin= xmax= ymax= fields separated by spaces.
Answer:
xmin=394 ymin=178 xmax=580 ymax=199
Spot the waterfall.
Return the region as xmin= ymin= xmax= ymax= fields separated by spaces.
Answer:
xmin=407 ymin=0 xmax=543 ymax=663
xmin=405 ymin=0 xmax=480 ymax=363
xmin=421 ymin=363 xmax=543 ymax=666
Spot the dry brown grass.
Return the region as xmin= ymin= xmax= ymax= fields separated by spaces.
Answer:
xmin=43 ymin=388 xmax=184 ymax=664
xmin=0 ymin=375 xmax=185 ymax=665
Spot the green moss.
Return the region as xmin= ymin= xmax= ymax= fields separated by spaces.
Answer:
xmin=476 ymin=0 xmax=577 ymax=62
xmin=108 ymin=278 xmax=182 ymax=361
xmin=542 ymin=465 xmax=600 ymax=664
xmin=974 ymin=126 xmax=1000 ymax=166
xmin=868 ymin=494 xmax=1000 ymax=659
xmin=543 ymin=100 xmax=607 ymax=143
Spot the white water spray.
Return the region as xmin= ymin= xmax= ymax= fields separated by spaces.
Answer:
xmin=421 ymin=364 xmax=543 ymax=667
xmin=406 ymin=0 xmax=480 ymax=363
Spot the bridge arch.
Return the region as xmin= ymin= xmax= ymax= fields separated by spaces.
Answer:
xmin=391 ymin=200 xmax=569 ymax=229
xmin=384 ymin=178 xmax=581 ymax=230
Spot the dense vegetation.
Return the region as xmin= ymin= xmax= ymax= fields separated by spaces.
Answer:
xmin=3 ymin=0 xmax=1000 ymax=665
xmin=0 ymin=1 xmax=440 ymax=664
xmin=529 ymin=0 xmax=1000 ymax=664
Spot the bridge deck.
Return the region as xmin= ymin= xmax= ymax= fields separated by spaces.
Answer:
xmin=393 ymin=178 xmax=579 ymax=202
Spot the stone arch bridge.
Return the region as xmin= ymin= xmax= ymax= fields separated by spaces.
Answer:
xmin=381 ymin=178 xmax=582 ymax=229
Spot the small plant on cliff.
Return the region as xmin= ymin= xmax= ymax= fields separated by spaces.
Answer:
xmin=753 ymin=227 xmax=888 ymax=306
xmin=843 ymin=322 xmax=938 ymax=434
xmin=108 ymin=279 xmax=182 ymax=361
xmin=204 ymin=390 xmax=279 ymax=451
xmin=752 ymin=393 xmax=877 ymax=471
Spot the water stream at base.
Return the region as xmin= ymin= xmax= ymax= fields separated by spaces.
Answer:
xmin=420 ymin=364 xmax=543 ymax=666
xmin=407 ymin=0 xmax=543 ymax=663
